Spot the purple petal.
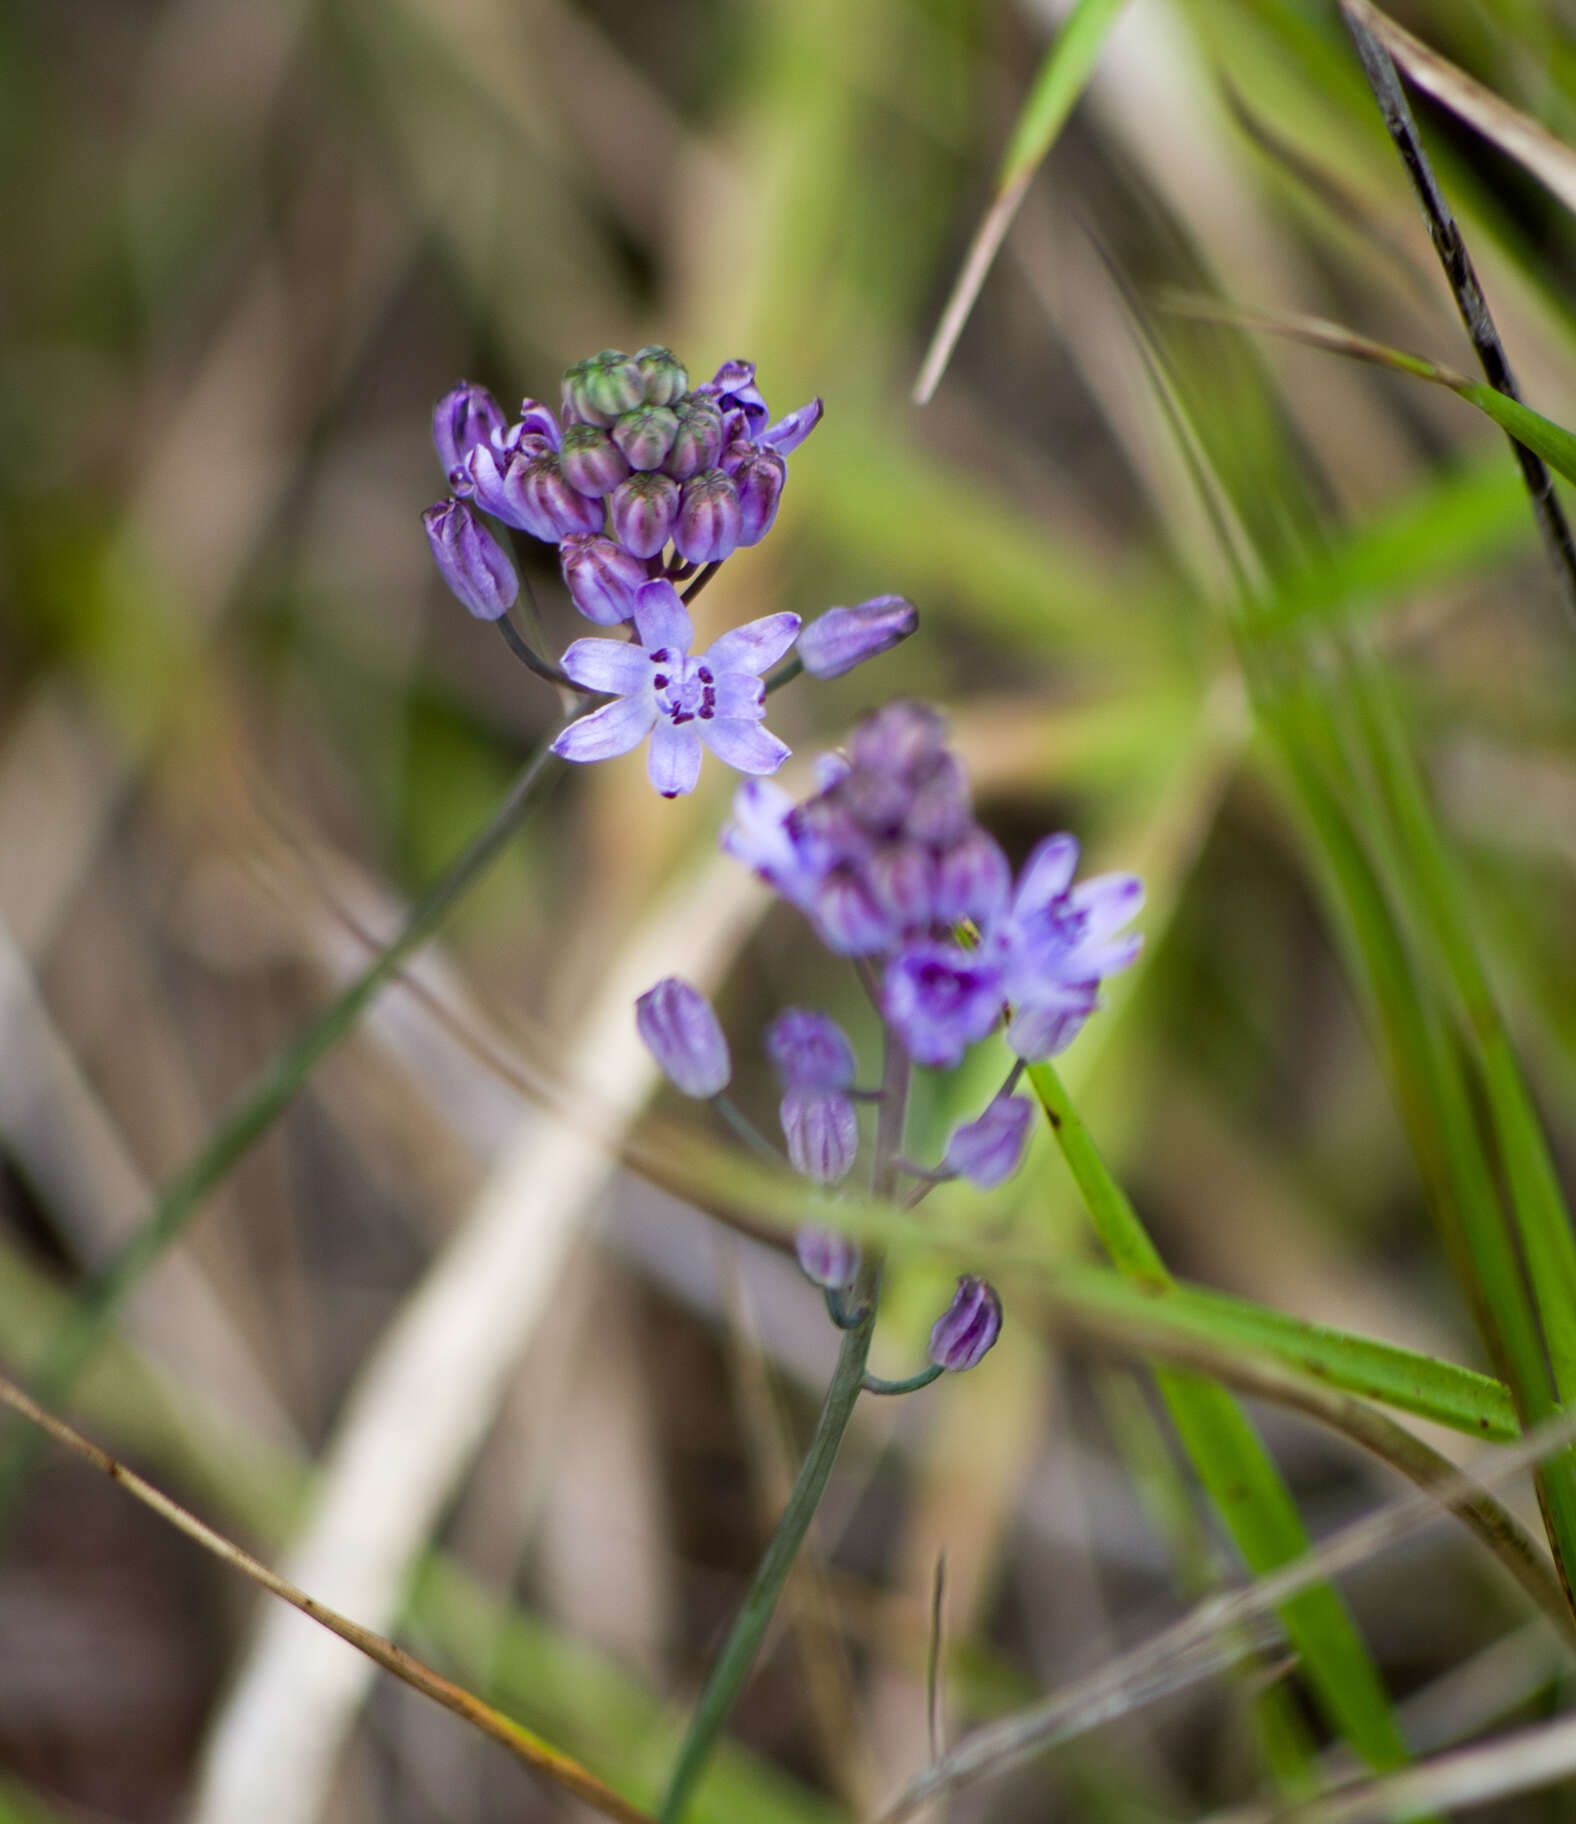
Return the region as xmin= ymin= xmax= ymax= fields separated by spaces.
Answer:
xmin=1070 ymin=871 xmax=1145 ymax=936
xmin=635 ymin=977 xmax=731 ymax=1098
xmin=552 ymin=694 xmax=657 ymax=764
xmin=781 ymin=1088 xmax=859 ymax=1184
xmin=633 ymin=580 xmax=693 ymax=656
xmin=702 ymin=719 xmax=790 ymax=776
xmin=649 ymin=720 xmax=704 ymax=797
xmin=559 ymin=638 xmax=651 ymax=696
xmin=1014 ymin=834 xmax=1080 ymax=918
xmin=766 ymin=1009 xmax=857 ymax=1090
xmin=712 ymin=674 xmax=765 ymax=719
xmin=1005 ymin=982 xmax=1099 ymax=1060
xmin=705 ymin=612 xmax=801 ymax=678
xmin=945 ymin=1095 xmax=1033 ymax=1189
xmin=760 ymin=397 xmax=823 ymax=455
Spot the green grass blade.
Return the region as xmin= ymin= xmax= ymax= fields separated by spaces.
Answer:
xmin=1050 ymin=1265 xmax=1519 ymax=1440
xmin=1028 ymin=1060 xmax=1417 ymax=1778
xmin=914 ymin=0 xmax=1129 ymax=402
xmin=0 ymin=737 xmax=563 ymax=1520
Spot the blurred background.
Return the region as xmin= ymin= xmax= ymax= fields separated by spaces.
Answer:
xmin=2 ymin=0 xmax=1575 ymax=1818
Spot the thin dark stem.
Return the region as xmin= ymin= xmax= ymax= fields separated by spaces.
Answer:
xmin=711 ymin=1093 xmax=784 ymax=1167
xmin=658 ymin=1278 xmax=878 ymax=1822
xmin=1340 ymin=2 xmax=1576 ymax=628
xmin=679 ymin=560 xmax=724 ymax=604
xmin=496 ymin=614 xmax=576 ymax=690
xmin=0 ymin=735 xmax=566 ymax=1521
xmin=763 ymin=654 xmax=803 ymax=696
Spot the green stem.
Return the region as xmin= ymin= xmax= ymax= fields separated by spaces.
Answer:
xmin=863 ymin=1365 xmax=944 ymax=1396
xmin=0 ymin=736 xmax=564 ymax=1520
xmin=658 ymin=1290 xmax=876 ymax=1824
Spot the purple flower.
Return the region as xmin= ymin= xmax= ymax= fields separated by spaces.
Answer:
xmin=765 ymin=1009 xmax=856 ymax=1090
xmin=663 ymin=400 xmax=725 ymax=481
xmin=733 ymin=449 xmax=786 ymax=547
xmin=928 ymin=1277 xmax=1002 ymax=1372
xmin=635 ymin=977 xmax=731 ymax=1098
xmin=422 ymin=499 xmax=518 ymax=621
xmin=882 ymin=940 xmax=1005 ymax=1069
xmin=945 ymin=1095 xmax=1033 ymax=1189
xmin=781 ymin=1087 xmax=858 ymax=1183
xmin=509 ymin=398 xmax=562 ymax=450
xmin=795 ymin=1224 xmax=859 ymax=1290
xmin=560 ymin=423 xmax=630 ymax=497
xmin=552 ymin=580 xmax=798 ymax=798
xmin=610 ymin=472 xmax=680 ymax=559
xmin=433 ymin=383 xmax=508 ymax=492
xmin=995 ymin=836 xmax=1143 ymax=1060
xmin=797 ymin=597 xmax=918 ymax=680
xmin=760 ymin=397 xmax=823 ymax=456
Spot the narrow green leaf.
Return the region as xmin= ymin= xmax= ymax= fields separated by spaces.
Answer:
xmin=1028 ymin=1061 xmax=1416 ymax=1778
xmin=914 ymin=0 xmax=1129 ymax=402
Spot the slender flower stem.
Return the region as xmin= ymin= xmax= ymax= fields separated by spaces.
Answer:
xmin=863 ymin=1365 xmax=944 ymax=1396
xmin=659 ymin=1025 xmax=912 ymax=1823
xmin=0 ymin=736 xmax=566 ymax=1520
xmin=496 ymin=614 xmax=577 ymax=690
xmin=711 ymin=1092 xmax=784 ymax=1167
xmin=763 ymin=654 xmax=803 ymax=696
xmin=679 ymin=560 xmax=724 ymax=604
xmin=658 ymin=1282 xmax=877 ymax=1823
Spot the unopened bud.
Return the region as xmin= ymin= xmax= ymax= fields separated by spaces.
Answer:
xmin=797 ymin=596 xmax=918 ymax=680
xmin=422 ymin=499 xmax=518 ymax=621
xmin=944 ymin=1097 xmax=1032 ymax=1190
xmin=560 ymin=534 xmax=647 ymax=625
xmin=634 ymin=345 xmax=689 ymax=406
xmin=612 ymin=404 xmax=680 ymax=472
xmin=635 ymin=978 xmax=731 ymax=1099
xmin=927 ymin=1276 xmax=1002 ymax=1372
xmin=795 ymin=1224 xmax=860 ymax=1291
xmin=513 ymin=398 xmax=562 ymax=449
xmin=518 ymin=456 xmax=607 ymax=539
xmin=781 ymin=1089 xmax=858 ymax=1184
xmin=560 ymin=423 xmax=630 ymax=497
xmin=433 ymin=383 xmax=507 ymax=487
xmin=663 ymin=400 xmax=725 ymax=481
xmin=734 ymin=448 xmax=787 ymax=547
xmin=933 ymin=827 xmax=1011 ymax=926
xmin=563 ymin=349 xmax=645 ymax=426
xmin=610 ymin=471 xmax=679 ymax=559
xmin=765 ymin=1009 xmax=856 ymax=1090
xmin=674 ymin=469 xmax=742 ymax=564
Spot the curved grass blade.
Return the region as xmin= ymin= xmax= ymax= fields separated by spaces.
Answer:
xmin=1027 ymin=1060 xmax=1419 ymax=1781
xmin=914 ymin=0 xmax=1128 ymax=403
xmin=0 ymin=1372 xmax=657 ymax=1824
xmin=0 ymin=736 xmax=563 ymax=1519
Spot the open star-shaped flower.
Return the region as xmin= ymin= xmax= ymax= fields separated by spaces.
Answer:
xmin=552 ymin=579 xmax=799 ymax=797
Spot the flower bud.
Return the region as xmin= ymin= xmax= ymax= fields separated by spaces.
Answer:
xmin=849 ymin=700 xmax=949 ymax=776
xmin=433 ymin=383 xmax=507 ymax=489
xmin=903 ymin=754 xmax=972 ymax=846
xmin=734 ymin=448 xmax=787 ymax=547
xmin=927 ymin=1276 xmax=1002 ymax=1372
xmin=813 ymin=868 xmax=894 ymax=955
xmin=663 ymin=400 xmax=725 ymax=481
xmin=559 ymin=423 xmax=630 ymax=497
xmin=634 ymin=345 xmax=689 ymax=406
xmin=610 ymin=471 xmax=680 ymax=559
xmin=795 ymin=1224 xmax=860 ymax=1291
xmin=513 ymin=398 xmax=562 ymax=449
xmin=423 ymin=500 xmax=519 ymax=621
xmin=635 ymin=978 xmax=731 ymax=1099
xmin=518 ymin=456 xmax=607 ymax=538
xmin=563 ymin=349 xmax=645 ymax=426
xmin=612 ymin=404 xmax=680 ymax=472
xmin=781 ymin=1088 xmax=858 ymax=1184
xmin=560 ymin=534 xmax=646 ymax=625
xmin=944 ymin=1096 xmax=1032 ymax=1189
xmin=674 ymin=469 xmax=742 ymax=564
xmin=765 ymin=1009 xmax=856 ymax=1090
xmin=866 ymin=842 xmax=936 ymax=931
xmin=466 ymin=445 xmax=547 ymax=537
xmin=797 ymin=596 xmax=918 ymax=680
xmin=702 ymin=359 xmax=770 ymax=435
xmin=933 ymin=827 xmax=1011 ymax=927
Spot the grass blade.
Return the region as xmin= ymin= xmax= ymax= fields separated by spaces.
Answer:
xmin=914 ymin=0 xmax=1128 ymax=403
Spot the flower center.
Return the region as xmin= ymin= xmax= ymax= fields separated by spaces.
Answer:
xmin=650 ymin=651 xmax=716 ymax=725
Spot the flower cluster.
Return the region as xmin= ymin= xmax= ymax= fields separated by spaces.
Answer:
xmin=423 ymin=349 xmax=820 ymax=625
xmin=421 ymin=347 xmax=918 ymax=797
xmin=633 ymin=703 xmax=1145 ymax=1382
xmin=725 ymin=701 xmax=1143 ymax=1067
